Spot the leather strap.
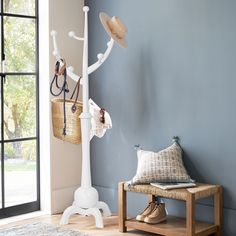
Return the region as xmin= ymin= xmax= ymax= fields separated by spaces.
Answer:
xmin=70 ymin=77 xmax=82 ymax=113
xmin=50 ymin=59 xmax=69 ymax=136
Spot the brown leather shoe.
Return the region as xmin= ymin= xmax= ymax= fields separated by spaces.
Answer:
xmin=136 ymin=202 xmax=156 ymax=222
xmin=144 ymin=203 xmax=167 ymax=224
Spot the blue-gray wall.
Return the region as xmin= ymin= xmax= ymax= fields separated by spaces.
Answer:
xmin=86 ymin=1 xmax=236 ymax=235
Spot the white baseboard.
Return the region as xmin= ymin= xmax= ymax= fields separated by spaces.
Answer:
xmin=51 ymin=185 xmax=79 ymax=214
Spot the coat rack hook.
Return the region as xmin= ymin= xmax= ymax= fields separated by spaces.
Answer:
xmin=68 ymin=31 xmax=84 ymax=41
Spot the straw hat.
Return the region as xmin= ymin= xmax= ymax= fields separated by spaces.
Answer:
xmin=99 ymin=12 xmax=128 ymax=48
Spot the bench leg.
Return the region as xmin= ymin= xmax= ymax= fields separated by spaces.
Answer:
xmin=119 ymin=182 xmax=127 ymax=232
xmin=148 ymin=194 xmax=156 ymax=203
xmin=186 ymin=193 xmax=195 ymax=236
xmin=214 ymin=186 xmax=223 ymax=236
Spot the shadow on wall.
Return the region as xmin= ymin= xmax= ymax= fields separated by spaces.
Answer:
xmin=120 ymin=43 xmax=160 ymax=138
xmin=183 ymin=150 xmax=206 ymax=182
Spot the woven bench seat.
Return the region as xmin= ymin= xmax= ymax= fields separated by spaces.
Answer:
xmin=124 ymin=182 xmax=219 ymax=201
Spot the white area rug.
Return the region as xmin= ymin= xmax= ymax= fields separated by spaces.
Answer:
xmin=0 ymin=223 xmax=88 ymax=236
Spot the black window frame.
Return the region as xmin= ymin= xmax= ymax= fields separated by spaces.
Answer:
xmin=0 ymin=0 xmax=40 ymax=218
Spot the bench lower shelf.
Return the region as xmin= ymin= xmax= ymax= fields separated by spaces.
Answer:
xmin=125 ymin=216 xmax=218 ymax=236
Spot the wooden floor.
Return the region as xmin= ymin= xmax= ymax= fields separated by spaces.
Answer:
xmin=0 ymin=214 xmax=155 ymax=236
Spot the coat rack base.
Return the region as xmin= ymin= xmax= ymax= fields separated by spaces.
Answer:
xmin=60 ymin=199 xmax=111 ymax=228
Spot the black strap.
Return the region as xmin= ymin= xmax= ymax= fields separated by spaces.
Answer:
xmin=50 ymin=60 xmax=69 ymax=96
xmin=50 ymin=60 xmax=69 ymax=136
xmin=62 ymin=69 xmax=67 ymax=135
xmin=70 ymin=77 xmax=81 ymax=113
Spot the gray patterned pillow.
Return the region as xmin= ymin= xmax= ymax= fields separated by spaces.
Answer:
xmin=131 ymin=143 xmax=192 ymax=184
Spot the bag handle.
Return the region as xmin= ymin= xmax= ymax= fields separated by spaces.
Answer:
xmin=50 ymin=59 xmax=69 ymax=96
xmin=70 ymin=77 xmax=82 ymax=113
xmin=50 ymin=59 xmax=68 ymax=136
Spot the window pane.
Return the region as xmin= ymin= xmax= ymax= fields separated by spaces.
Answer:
xmin=0 ymin=146 xmax=2 ymax=209
xmin=4 ymin=76 xmax=36 ymax=140
xmin=0 ymin=18 xmax=2 ymax=72
xmin=0 ymin=20 xmax=2 ymax=140
xmin=4 ymin=0 xmax=35 ymax=16
xmin=0 ymin=18 xmax=1 ymax=206
xmin=4 ymin=140 xmax=37 ymax=207
xmin=4 ymin=17 xmax=36 ymax=72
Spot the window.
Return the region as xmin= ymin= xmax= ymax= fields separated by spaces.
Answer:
xmin=0 ymin=0 xmax=39 ymax=218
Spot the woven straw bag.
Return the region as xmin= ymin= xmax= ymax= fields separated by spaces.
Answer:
xmin=51 ymin=98 xmax=82 ymax=144
xmin=50 ymin=60 xmax=82 ymax=144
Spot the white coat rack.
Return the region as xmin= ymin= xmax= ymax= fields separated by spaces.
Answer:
xmin=50 ymin=6 xmax=122 ymax=228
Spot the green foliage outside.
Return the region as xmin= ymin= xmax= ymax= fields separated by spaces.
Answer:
xmin=0 ymin=162 xmax=36 ymax=172
xmin=2 ymin=0 xmax=37 ymax=162
xmin=4 ymin=0 xmax=35 ymax=16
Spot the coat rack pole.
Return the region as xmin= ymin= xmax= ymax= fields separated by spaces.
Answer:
xmin=80 ymin=5 xmax=91 ymax=188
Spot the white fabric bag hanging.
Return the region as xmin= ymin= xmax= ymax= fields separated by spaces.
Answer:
xmin=89 ymin=99 xmax=112 ymax=139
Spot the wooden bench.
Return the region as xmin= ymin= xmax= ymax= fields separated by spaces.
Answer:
xmin=118 ymin=182 xmax=222 ymax=236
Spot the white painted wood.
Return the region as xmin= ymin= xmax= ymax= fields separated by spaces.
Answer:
xmin=68 ymin=31 xmax=84 ymax=41
xmin=50 ymin=30 xmax=61 ymax=61
xmin=51 ymin=5 xmax=113 ymax=228
xmin=51 ymin=186 xmax=78 ymax=214
xmin=97 ymin=201 xmax=112 ymax=217
xmin=51 ymin=31 xmax=82 ymax=83
xmin=60 ymin=203 xmax=104 ymax=228
xmin=88 ymin=39 xmax=114 ymax=74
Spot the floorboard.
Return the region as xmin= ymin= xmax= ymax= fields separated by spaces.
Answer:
xmin=0 ymin=214 xmax=156 ymax=236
